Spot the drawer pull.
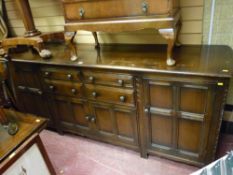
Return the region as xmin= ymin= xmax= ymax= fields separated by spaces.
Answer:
xmin=44 ymin=72 xmax=50 ymax=77
xmin=119 ymin=96 xmax=126 ymax=102
xmin=89 ymin=76 xmax=94 ymax=82
xmin=79 ymin=8 xmax=85 ymax=18
xmin=90 ymin=117 xmax=96 ymax=123
xmin=67 ymin=74 xmax=72 ymax=80
xmin=17 ymin=86 xmax=26 ymax=91
xmin=49 ymin=85 xmax=55 ymax=91
xmin=144 ymin=107 xmax=149 ymax=113
xmin=85 ymin=115 xmax=91 ymax=121
xmin=118 ymin=79 xmax=124 ymax=86
xmin=71 ymin=88 xmax=77 ymax=94
xmin=142 ymin=2 xmax=148 ymax=13
xmin=28 ymin=87 xmax=43 ymax=95
xmin=92 ymin=91 xmax=97 ymax=98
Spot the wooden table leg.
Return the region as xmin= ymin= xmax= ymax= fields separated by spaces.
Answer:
xmin=65 ymin=31 xmax=78 ymax=61
xmin=92 ymin=32 xmax=100 ymax=48
xmin=158 ymin=24 xmax=180 ymax=66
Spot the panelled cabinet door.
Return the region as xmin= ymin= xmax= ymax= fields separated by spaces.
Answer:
xmin=143 ymin=79 xmax=216 ymax=163
xmin=50 ymin=96 xmax=91 ymax=134
xmin=90 ymin=102 xmax=138 ymax=147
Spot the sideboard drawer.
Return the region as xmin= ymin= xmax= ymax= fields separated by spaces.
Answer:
xmin=63 ymin=0 xmax=177 ymax=21
xmin=41 ymin=67 xmax=81 ymax=82
xmin=84 ymin=84 xmax=135 ymax=107
xmin=44 ymin=80 xmax=83 ymax=97
xmin=82 ymin=71 xmax=133 ymax=88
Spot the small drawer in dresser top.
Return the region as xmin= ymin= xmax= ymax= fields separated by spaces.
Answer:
xmin=63 ymin=0 xmax=179 ymax=21
xmin=82 ymin=71 xmax=134 ymax=88
xmin=41 ymin=67 xmax=81 ymax=82
xmin=84 ymin=84 xmax=135 ymax=107
xmin=44 ymin=80 xmax=83 ymax=97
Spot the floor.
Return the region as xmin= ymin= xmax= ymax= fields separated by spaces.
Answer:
xmin=40 ymin=130 xmax=233 ymax=175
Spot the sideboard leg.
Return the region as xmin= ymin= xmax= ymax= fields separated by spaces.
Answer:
xmin=92 ymin=32 xmax=100 ymax=48
xmin=158 ymin=28 xmax=177 ymax=66
xmin=65 ymin=32 xmax=78 ymax=61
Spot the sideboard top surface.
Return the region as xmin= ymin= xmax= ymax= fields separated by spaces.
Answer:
xmin=10 ymin=44 xmax=233 ymax=78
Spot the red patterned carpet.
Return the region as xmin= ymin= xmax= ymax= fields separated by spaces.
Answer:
xmin=40 ymin=130 xmax=233 ymax=175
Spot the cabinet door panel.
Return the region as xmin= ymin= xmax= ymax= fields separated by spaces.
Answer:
xmin=149 ymin=83 xmax=172 ymax=109
xmin=56 ymin=100 xmax=74 ymax=124
xmin=180 ymin=87 xmax=207 ymax=114
xmin=115 ymin=110 xmax=134 ymax=140
xmin=178 ymin=119 xmax=202 ymax=153
xmin=95 ymin=106 xmax=113 ymax=134
xmin=151 ymin=114 xmax=172 ymax=147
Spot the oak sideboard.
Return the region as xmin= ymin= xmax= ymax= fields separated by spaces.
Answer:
xmin=7 ymin=43 xmax=233 ymax=166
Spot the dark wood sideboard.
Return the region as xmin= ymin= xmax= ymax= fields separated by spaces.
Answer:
xmin=7 ymin=43 xmax=233 ymax=167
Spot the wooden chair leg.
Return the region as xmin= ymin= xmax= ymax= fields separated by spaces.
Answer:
xmin=65 ymin=32 xmax=78 ymax=61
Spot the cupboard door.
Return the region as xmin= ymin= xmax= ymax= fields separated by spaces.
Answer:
xmin=90 ymin=102 xmax=138 ymax=147
xmin=51 ymin=97 xmax=91 ymax=134
xmin=114 ymin=107 xmax=138 ymax=145
xmin=143 ymin=79 xmax=215 ymax=162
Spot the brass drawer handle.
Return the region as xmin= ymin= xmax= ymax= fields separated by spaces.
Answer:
xmin=79 ymin=8 xmax=85 ymax=18
xmin=142 ymin=2 xmax=148 ymax=13
xmin=49 ymin=85 xmax=55 ymax=91
xmin=71 ymin=88 xmax=77 ymax=94
xmin=119 ymin=96 xmax=126 ymax=102
xmin=44 ymin=71 xmax=50 ymax=77
xmin=118 ymin=79 xmax=124 ymax=86
xmin=89 ymin=76 xmax=94 ymax=82
xmin=67 ymin=74 xmax=73 ymax=80
xmin=92 ymin=91 xmax=97 ymax=98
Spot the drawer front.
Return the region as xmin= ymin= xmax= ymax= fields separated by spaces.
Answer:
xmin=44 ymin=80 xmax=83 ymax=97
xmin=64 ymin=0 xmax=172 ymax=21
xmin=83 ymin=71 xmax=133 ymax=88
xmin=84 ymin=84 xmax=135 ymax=106
xmin=41 ymin=67 xmax=81 ymax=82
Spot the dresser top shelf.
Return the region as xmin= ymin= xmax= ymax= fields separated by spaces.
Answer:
xmin=10 ymin=44 xmax=233 ymax=78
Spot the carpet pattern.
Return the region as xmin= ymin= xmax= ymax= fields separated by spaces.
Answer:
xmin=40 ymin=130 xmax=200 ymax=175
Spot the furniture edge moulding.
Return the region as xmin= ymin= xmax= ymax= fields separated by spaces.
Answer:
xmin=64 ymin=11 xmax=181 ymax=66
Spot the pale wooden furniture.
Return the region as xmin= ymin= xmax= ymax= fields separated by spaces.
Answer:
xmin=0 ymin=109 xmax=55 ymax=174
xmin=62 ymin=0 xmax=181 ymax=66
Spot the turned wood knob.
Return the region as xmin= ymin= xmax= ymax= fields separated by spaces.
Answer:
xmin=71 ymin=88 xmax=77 ymax=94
xmin=144 ymin=108 xmax=149 ymax=113
xmin=118 ymin=79 xmax=124 ymax=86
xmin=85 ymin=115 xmax=91 ymax=121
xmin=92 ymin=91 xmax=97 ymax=98
xmin=49 ymin=85 xmax=55 ymax=91
xmin=44 ymin=72 xmax=50 ymax=77
xmin=90 ymin=117 xmax=96 ymax=123
xmin=119 ymin=96 xmax=126 ymax=102
xmin=89 ymin=76 xmax=94 ymax=82
xmin=67 ymin=74 xmax=72 ymax=80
